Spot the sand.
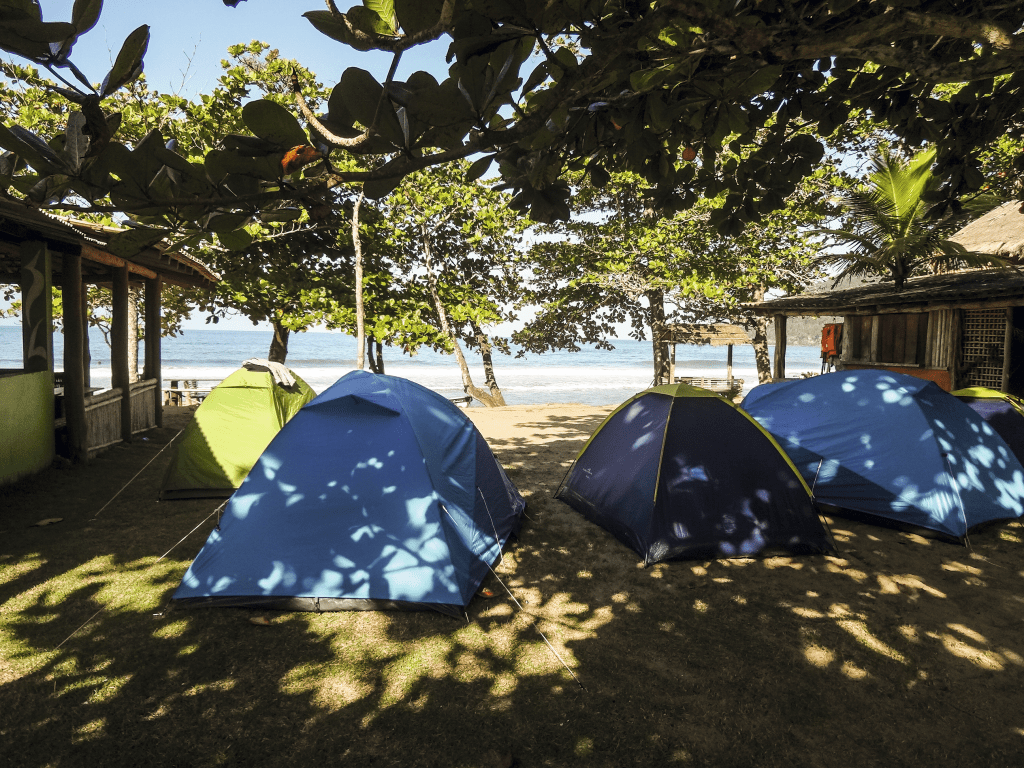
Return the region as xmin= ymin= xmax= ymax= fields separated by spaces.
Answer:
xmin=3 ymin=402 xmax=1024 ymax=766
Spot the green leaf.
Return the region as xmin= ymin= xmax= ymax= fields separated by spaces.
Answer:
xmin=407 ymin=77 xmax=474 ymax=126
xmin=205 ymin=149 xmax=281 ymax=183
xmin=100 ymin=24 xmax=149 ymax=97
xmin=220 ymin=134 xmax=280 ymax=156
xmin=302 ymin=11 xmax=377 ymax=52
xmin=0 ymin=123 xmax=66 ymax=174
xmin=241 ymin=100 xmax=309 ymax=148
xmin=395 ymin=0 xmax=443 ymax=34
xmin=71 ymin=0 xmax=103 ymax=35
xmin=104 ymin=226 xmax=170 ymax=259
xmin=465 ymin=155 xmax=493 ymax=182
xmin=217 ymin=227 xmax=253 ymax=251
xmin=348 ymin=6 xmax=394 ymax=37
xmin=0 ymin=20 xmax=74 ymax=61
xmin=206 ymin=212 xmax=252 ymax=232
xmin=338 ymin=67 xmax=405 ymax=147
xmin=363 ymin=175 xmax=403 ymax=199
xmin=366 ymin=0 xmax=398 ymax=32
xmin=259 ymin=208 xmax=303 ymax=223
xmin=61 ymin=111 xmax=88 ymax=173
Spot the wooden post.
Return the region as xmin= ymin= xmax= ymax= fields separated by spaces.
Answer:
xmin=111 ymin=264 xmax=132 ymax=443
xmin=869 ymin=315 xmax=881 ymax=363
xmin=773 ymin=315 xmax=787 ymax=380
xmin=727 ymin=344 xmax=734 ymax=384
xmin=1002 ymin=307 xmax=1013 ymax=393
xmin=669 ymin=341 xmax=676 ymax=384
xmin=62 ymin=253 xmax=88 ymax=463
xmin=82 ymin=281 xmax=91 ymax=389
xmin=144 ymin=276 xmax=162 ymax=427
xmin=20 ymin=240 xmax=53 ymax=374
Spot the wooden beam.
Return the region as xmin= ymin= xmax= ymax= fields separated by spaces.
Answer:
xmin=111 ymin=264 xmax=132 ymax=443
xmin=61 ymin=253 xmax=88 ymax=463
xmin=773 ymin=315 xmax=787 ymax=380
xmin=144 ymin=276 xmax=162 ymax=428
xmin=727 ymin=344 xmax=733 ymax=383
xmin=81 ymin=243 xmax=158 ymax=279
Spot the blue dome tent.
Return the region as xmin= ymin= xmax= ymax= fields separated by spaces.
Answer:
xmin=742 ymin=370 xmax=1024 ymax=541
xmin=556 ymin=383 xmax=833 ymax=564
xmin=173 ymin=371 xmax=525 ymax=617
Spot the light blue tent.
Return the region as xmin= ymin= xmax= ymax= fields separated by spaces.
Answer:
xmin=173 ymin=371 xmax=525 ymax=616
xmin=742 ymin=370 xmax=1024 ymax=540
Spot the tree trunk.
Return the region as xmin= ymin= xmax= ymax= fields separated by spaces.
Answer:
xmin=366 ymin=335 xmax=385 ymax=374
xmin=471 ymin=319 xmax=507 ymax=406
xmin=352 ymin=190 xmax=366 ymax=370
xmin=647 ymin=288 xmax=670 ymax=386
xmin=127 ymin=285 xmax=140 ymax=383
xmin=269 ymin=320 xmax=289 ymax=363
xmin=750 ymin=285 xmax=772 ymax=383
xmin=421 ymin=223 xmax=502 ymax=407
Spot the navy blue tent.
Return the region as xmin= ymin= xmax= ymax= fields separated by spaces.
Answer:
xmin=742 ymin=370 xmax=1024 ymax=540
xmin=556 ymin=383 xmax=833 ymax=564
xmin=953 ymin=387 xmax=1024 ymax=467
xmin=174 ymin=371 xmax=525 ymax=616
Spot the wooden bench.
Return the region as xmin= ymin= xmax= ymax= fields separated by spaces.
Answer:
xmin=674 ymin=377 xmax=744 ymax=397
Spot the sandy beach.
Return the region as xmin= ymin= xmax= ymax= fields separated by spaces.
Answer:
xmin=2 ymin=402 xmax=1024 ymax=766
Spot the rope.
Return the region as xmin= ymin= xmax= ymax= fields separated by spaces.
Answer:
xmin=435 ymin=502 xmax=582 ymax=688
xmin=90 ymin=427 xmax=184 ymax=520
xmin=482 ymin=558 xmax=586 ymax=691
xmin=53 ymin=501 xmax=222 ymax=652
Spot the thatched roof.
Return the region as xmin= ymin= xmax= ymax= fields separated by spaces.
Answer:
xmin=656 ymin=323 xmax=751 ymax=346
xmin=746 ymin=267 xmax=1024 ymax=316
xmin=949 ymin=200 xmax=1024 ymax=260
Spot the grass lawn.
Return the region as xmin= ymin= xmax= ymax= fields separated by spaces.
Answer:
xmin=2 ymin=404 xmax=1024 ymax=767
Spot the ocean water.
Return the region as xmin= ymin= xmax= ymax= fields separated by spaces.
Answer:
xmin=0 ymin=326 xmax=823 ymax=406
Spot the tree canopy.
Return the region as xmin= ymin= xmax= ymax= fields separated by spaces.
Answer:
xmin=0 ymin=0 xmax=1021 ymax=249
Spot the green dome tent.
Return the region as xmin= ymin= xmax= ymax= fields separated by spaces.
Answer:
xmin=160 ymin=365 xmax=315 ymax=500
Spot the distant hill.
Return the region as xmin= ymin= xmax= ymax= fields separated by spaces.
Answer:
xmin=762 ymin=275 xmax=871 ymax=347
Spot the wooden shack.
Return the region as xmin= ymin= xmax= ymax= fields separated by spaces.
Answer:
xmin=0 ymin=198 xmax=217 ymax=485
xmin=748 ymin=268 xmax=1024 ymax=395
xmin=655 ymin=323 xmax=751 ymax=397
xmin=748 ymin=202 xmax=1024 ymax=394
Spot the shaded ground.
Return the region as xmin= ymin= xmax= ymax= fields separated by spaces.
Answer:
xmin=1 ymin=403 xmax=1023 ymax=767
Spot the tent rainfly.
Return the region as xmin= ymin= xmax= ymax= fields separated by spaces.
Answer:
xmin=556 ymin=383 xmax=833 ymax=564
xmin=173 ymin=371 xmax=526 ymax=616
xmin=742 ymin=370 xmax=1024 ymax=541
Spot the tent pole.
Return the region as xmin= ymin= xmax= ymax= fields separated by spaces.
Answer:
xmin=941 ymin=453 xmax=971 ymax=548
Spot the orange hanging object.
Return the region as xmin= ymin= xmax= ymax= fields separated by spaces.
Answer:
xmin=682 ymin=146 xmax=697 ymax=162
xmin=281 ymin=145 xmax=322 ymax=175
xmin=821 ymin=323 xmax=843 ymax=358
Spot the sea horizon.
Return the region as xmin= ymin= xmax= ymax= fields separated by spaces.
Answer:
xmin=0 ymin=326 xmax=823 ymax=406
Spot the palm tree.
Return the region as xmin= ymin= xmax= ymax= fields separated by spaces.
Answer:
xmin=818 ymin=148 xmax=1001 ymax=290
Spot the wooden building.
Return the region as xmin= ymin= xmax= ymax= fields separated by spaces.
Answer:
xmin=655 ymin=323 xmax=751 ymax=397
xmin=749 ymin=268 xmax=1024 ymax=395
xmin=0 ymin=198 xmax=217 ymax=485
xmin=748 ymin=201 xmax=1024 ymax=394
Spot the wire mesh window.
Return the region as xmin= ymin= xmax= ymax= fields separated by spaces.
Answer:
xmin=962 ymin=309 xmax=1006 ymax=389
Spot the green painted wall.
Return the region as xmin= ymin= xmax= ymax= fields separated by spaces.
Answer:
xmin=0 ymin=371 xmax=54 ymax=486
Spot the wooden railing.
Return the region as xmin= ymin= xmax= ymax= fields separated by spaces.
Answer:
xmin=82 ymin=378 xmax=159 ymax=455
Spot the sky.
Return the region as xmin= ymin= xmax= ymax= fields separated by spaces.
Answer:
xmin=3 ymin=2 xmax=454 ymax=331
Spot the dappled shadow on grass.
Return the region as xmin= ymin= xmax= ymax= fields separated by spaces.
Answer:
xmin=2 ymin=406 xmax=1024 ymax=766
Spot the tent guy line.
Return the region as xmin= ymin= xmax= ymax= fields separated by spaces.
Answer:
xmin=53 ymin=501 xmax=225 ymax=653
xmin=90 ymin=427 xmax=185 ymax=520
